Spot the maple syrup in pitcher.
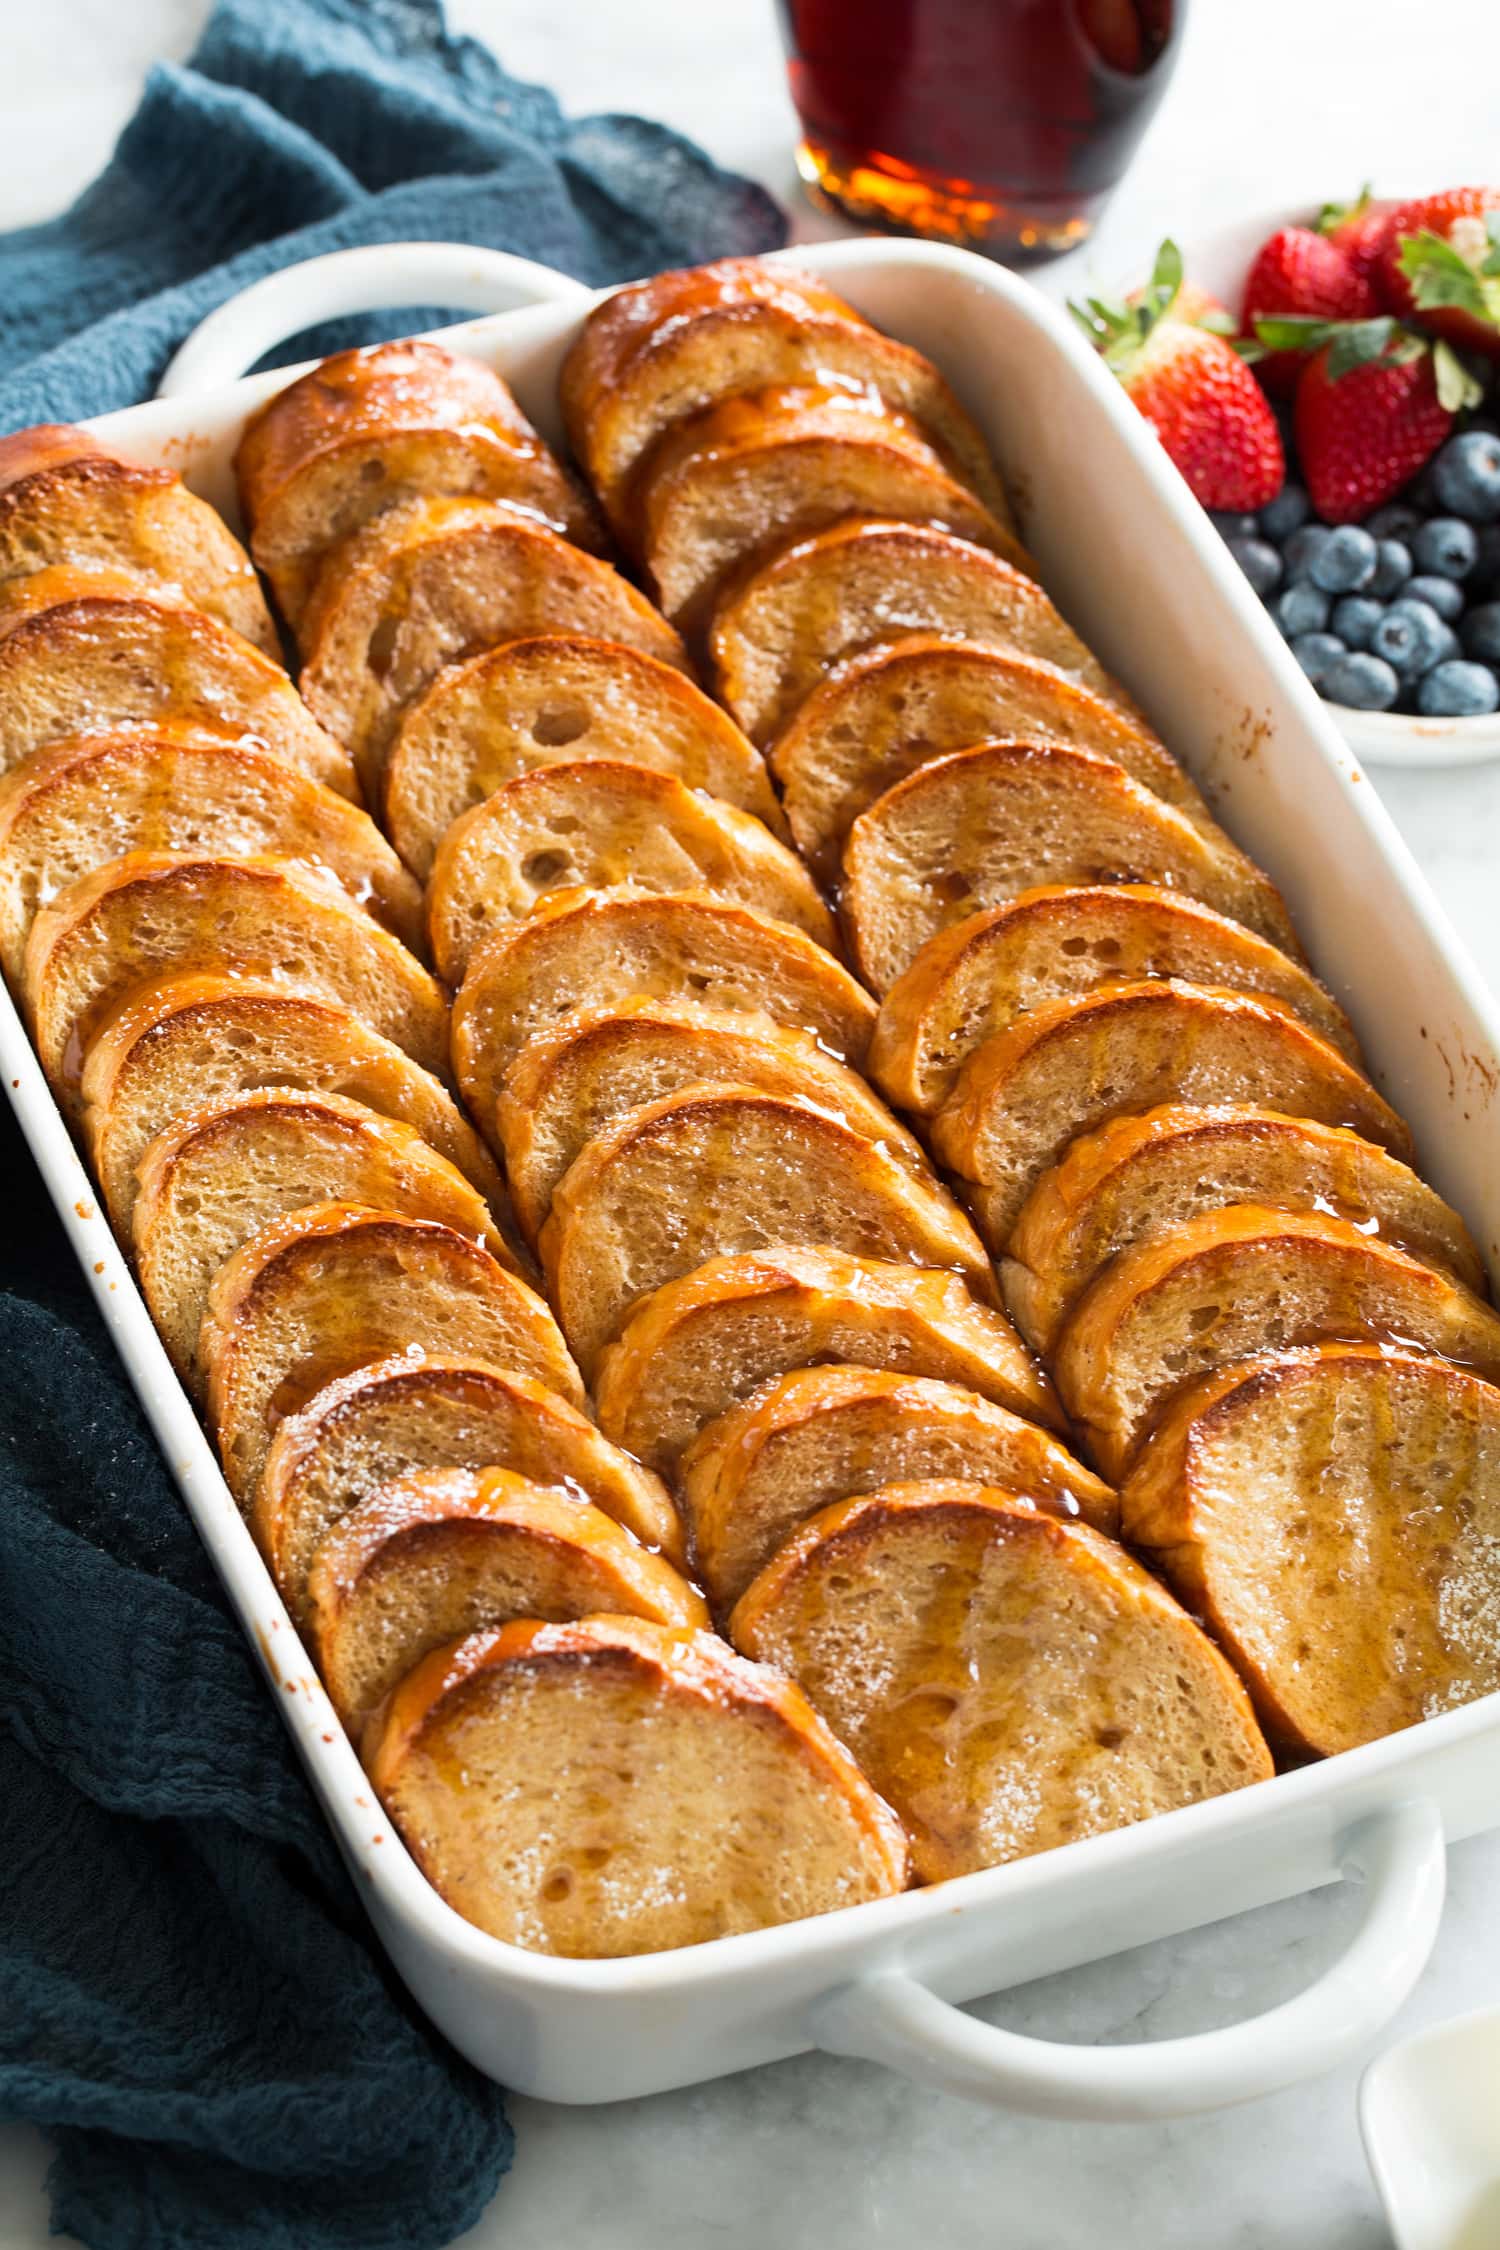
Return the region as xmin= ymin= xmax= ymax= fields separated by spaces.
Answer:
xmin=778 ymin=0 xmax=1182 ymax=261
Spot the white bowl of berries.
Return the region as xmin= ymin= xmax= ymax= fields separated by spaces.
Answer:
xmin=1080 ymin=190 xmax=1500 ymax=766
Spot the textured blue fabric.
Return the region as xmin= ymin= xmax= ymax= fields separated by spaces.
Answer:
xmin=0 ymin=4 xmax=786 ymax=2245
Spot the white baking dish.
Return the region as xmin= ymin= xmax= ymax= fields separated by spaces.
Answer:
xmin=8 ymin=236 xmax=1500 ymax=2120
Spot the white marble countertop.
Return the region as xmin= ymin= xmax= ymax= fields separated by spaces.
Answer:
xmin=3 ymin=2 xmax=1500 ymax=2243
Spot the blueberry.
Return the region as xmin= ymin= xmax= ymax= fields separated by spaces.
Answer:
xmin=1371 ymin=598 xmax=1459 ymax=678
xmin=1461 ymin=602 xmax=1500 ymax=663
xmin=1411 ymin=517 xmax=1480 ymax=579
xmin=1370 ymin=539 xmax=1413 ymax=598
xmin=1284 ymin=525 xmax=1334 ymax=583
xmin=1226 ymin=536 xmax=1283 ymax=598
xmin=1289 ymin=631 xmax=1346 ymax=686
xmin=1331 ymin=596 xmax=1385 ymax=650
xmin=1323 ymin=651 xmax=1400 ymax=711
xmin=1309 ymin=524 xmax=1378 ymax=593
xmin=1273 ymin=583 xmax=1332 ymax=637
xmin=1430 ymin=431 xmax=1500 ymax=523
xmin=1405 ymin=573 xmax=1465 ymax=622
xmin=1258 ymin=483 xmax=1311 ymax=542
xmin=1367 ymin=503 xmax=1424 ymax=542
xmin=1417 ymin=660 xmax=1500 ymax=717
xmin=1209 ymin=510 xmax=1260 ymax=541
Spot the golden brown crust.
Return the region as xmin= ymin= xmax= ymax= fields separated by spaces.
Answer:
xmin=869 ymin=885 xmax=1357 ymax=1117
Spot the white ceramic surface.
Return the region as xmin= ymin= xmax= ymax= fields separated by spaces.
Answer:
xmin=0 ymin=232 xmax=1486 ymax=2120
xmin=1361 ymin=2005 xmax=1500 ymax=2249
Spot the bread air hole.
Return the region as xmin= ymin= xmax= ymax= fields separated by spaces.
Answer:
xmin=367 ymin=615 xmax=400 ymax=681
xmin=522 ymin=850 xmax=572 ymax=888
xmin=530 ymin=702 xmax=590 ymax=747
xmin=359 ymin=459 xmax=386 ymax=486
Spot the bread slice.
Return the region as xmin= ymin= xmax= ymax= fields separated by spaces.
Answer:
xmin=256 ymin=1354 xmax=684 ymax=1624
xmin=709 ymin=518 xmax=1131 ymax=744
xmin=559 ymin=256 xmax=1010 ymax=530
xmin=843 ymin=740 xmax=1299 ymax=991
xmin=203 ymin=1203 xmax=584 ymax=1507
xmin=451 ymin=889 xmax=877 ymax=1126
xmin=426 ymin=758 xmax=833 ymax=983
xmin=82 ymin=974 xmax=504 ymax=1238
xmin=729 ymin=1482 xmax=1271 ymax=1882
xmin=1055 ymin=1204 xmax=1500 ymax=1481
xmin=0 ymin=423 xmax=276 ymax=652
xmin=593 ymin=1246 xmax=1062 ymax=1475
xmin=1005 ymin=1104 xmax=1485 ymax=1355
xmin=770 ymin=636 xmax=1203 ymax=876
xmin=307 ymin=1467 xmax=706 ymax=1741
xmin=637 ymin=386 xmax=1024 ymax=633
xmin=1120 ymin=1344 xmax=1500 ymax=1755
xmin=870 ymin=884 xmax=1358 ymax=1116
xmin=298 ymin=496 xmax=688 ymax=795
xmin=497 ymin=1000 xmax=926 ymax=1243
xmin=541 ymin=1084 xmax=996 ymax=1374
xmin=0 ymin=569 xmax=356 ymax=799
xmin=133 ymin=1089 xmax=516 ymax=1388
xmin=0 ymin=724 xmax=422 ymax=978
xmin=932 ymin=981 xmax=1410 ymax=1251
xmin=235 ymin=338 xmax=602 ymax=630
xmin=25 ymin=852 xmax=449 ymax=1120
xmin=680 ymin=1366 xmax=1116 ymax=1610
xmin=385 ymin=632 xmax=785 ymax=879
xmin=369 ymin=1613 xmax=909 ymax=1953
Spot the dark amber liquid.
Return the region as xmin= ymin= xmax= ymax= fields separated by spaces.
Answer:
xmin=778 ymin=0 xmax=1181 ymax=262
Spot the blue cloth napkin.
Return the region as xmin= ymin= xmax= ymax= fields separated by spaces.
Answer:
xmin=0 ymin=5 xmax=785 ymax=2246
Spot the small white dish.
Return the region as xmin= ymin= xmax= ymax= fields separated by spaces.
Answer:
xmin=1360 ymin=2004 xmax=1500 ymax=2249
xmin=1156 ymin=199 xmax=1500 ymax=771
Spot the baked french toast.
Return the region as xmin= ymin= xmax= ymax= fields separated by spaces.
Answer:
xmin=82 ymin=974 xmax=504 ymax=1236
xmin=25 ymin=852 xmax=449 ymax=1119
xmin=559 ymin=256 xmax=1011 ymax=531
xmin=451 ymin=888 xmax=877 ymax=1125
xmin=236 ymin=338 xmax=602 ymax=628
xmin=0 ymin=568 xmax=357 ymax=798
xmin=256 ymin=1354 xmax=684 ymax=1624
xmin=425 ymin=758 xmax=833 ymax=983
xmin=1005 ymin=1103 xmax=1484 ymax=1353
xmin=931 ymin=980 xmax=1410 ymax=1249
xmin=368 ymin=1615 xmax=910 ymax=1956
xmin=842 ymin=739 xmax=1298 ymax=991
xmin=497 ymin=1000 xmax=924 ymax=1243
xmin=869 ymin=884 xmax=1358 ymax=1116
xmin=132 ymin=1088 xmax=516 ymax=1386
xmin=0 ymin=724 xmax=422 ymax=978
xmin=385 ymin=632 xmax=784 ymax=879
xmin=203 ymin=1204 xmax=584 ymax=1507
xmin=680 ymin=1365 xmax=1115 ymax=1610
xmin=710 ymin=518 xmax=1130 ymax=743
xmin=771 ymin=636 xmax=1201 ymax=876
xmin=1055 ymin=1204 xmax=1500 ymax=1480
xmin=307 ymin=1467 xmax=706 ymax=1739
xmin=1121 ymin=1344 xmax=1500 ymax=1755
xmin=730 ymin=1482 xmax=1272 ymax=1883
xmin=299 ymin=496 xmax=688 ymax=793
xmin=540 ymin=1083 xmax=995 ymax=1372
xmin=0 ymin=423 xmax=276 ymax=652
xmin=637 ymin=386 xmax=1024 ymax=631
xmin=593 ymin=1246 xmax=1062 ymax=1475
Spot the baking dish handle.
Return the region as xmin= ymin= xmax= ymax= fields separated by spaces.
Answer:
xmin=156 ymin=242 xmax=591 ymax=398
xmin=813 ymin=1799 xmax=1446 ymax=2119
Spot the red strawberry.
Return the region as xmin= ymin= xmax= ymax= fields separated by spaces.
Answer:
xmin=1072 ymin=242 xmax=1284 ymax=511
xmin=1242 ymin=226 xmax=1377 ymax=392
xmin=1294 ymin=323 xmax=1476 ymax=522
xmin=1317 ymin=190 xmax=1400 ymax=300
xmin=1381 ymin=186 xmax=1500 ymax=358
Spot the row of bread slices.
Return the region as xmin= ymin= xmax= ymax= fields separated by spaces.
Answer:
xmin=230 ymin=263 xmax=1308 ymax=1915
xmin=0 ymin=400 xmax=915 ymax=1956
